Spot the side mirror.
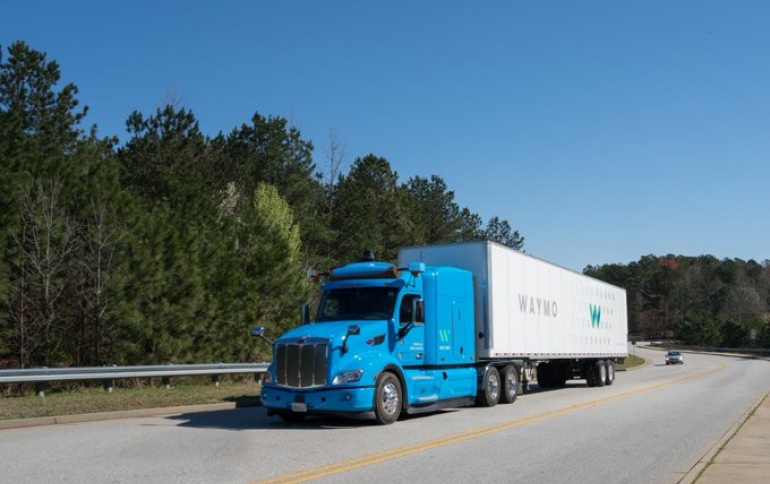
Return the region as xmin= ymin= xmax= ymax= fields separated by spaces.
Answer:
xmin=341 ymin=325 xmax=360 ymax=354
xmin=251 ymin=326 xmax=274 ymax=344
xmin=307 ymin=266 xmax=330 ymax=282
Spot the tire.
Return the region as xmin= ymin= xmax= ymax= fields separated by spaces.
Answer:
xmin=553 ymin=362 xmax=568 ymax=388
xmin=605 ymin=360 xmax=615 ymax=386
xmin=595 ymin=360 xmax=607 ymax=388
xmin=500 ymin=365 xmax=519 ymax=404
xmin=537 ymin=362 xmax=552 ymax=389
xmin=374 ymin=372 xmax=402 ymax=425
xmin=476 ymin=366 xmax=501 ymax=407
xmin=584 ymin=361 xmax=595 ymax=387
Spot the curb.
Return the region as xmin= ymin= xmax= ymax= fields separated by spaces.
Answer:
xmin=676 ymin=392 xmax=768 ymax=484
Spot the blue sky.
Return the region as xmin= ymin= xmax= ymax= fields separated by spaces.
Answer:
xmin=3 ymin=1 xmax=768 ymax=271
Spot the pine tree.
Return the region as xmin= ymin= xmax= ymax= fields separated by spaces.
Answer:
xmin=221 ymin=113 xmax=327 ymax=261
xmin=0 ymin=41 xmax=90 ymax=366
xmin=405 ymin=175 xmax=462 ymax=244
xmin=330 ymin=154 xmax=416 ymax=263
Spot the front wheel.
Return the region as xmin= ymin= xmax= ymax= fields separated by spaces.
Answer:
xmin=374 ymin=372 xmax=402 ymax=425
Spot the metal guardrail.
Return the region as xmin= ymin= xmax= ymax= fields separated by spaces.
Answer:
xmin=0 ymin=363 xmax=269 ymax=397
xmin=649 ymin=343 xmax=770 ymax=357
xmin=692 ymin=346 xmax=770 ymax=356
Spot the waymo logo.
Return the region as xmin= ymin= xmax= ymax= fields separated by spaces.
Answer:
xmin=518 ymin=294 xmax=558 ymax=318
xmin=589 ymin=304 xmax=601 ymax=328
xmin=439 ymin=329 xmax=451 ymax=343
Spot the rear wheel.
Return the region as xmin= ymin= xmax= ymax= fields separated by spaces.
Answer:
xmin=605 ymin=360 xmax=615 ymax=386
xmin=537 ymin=362 xmax=552 ymax=389
xmin=374 ymin=372 xmax=402 ymax=425
xmin=500 ymin=365 xmax=519 ymax=404
xmin=552 ymin=362 xmax=568 ymax=388
xmin=476 ymin=366 xmax=501 ymax=407
xmin=595 ymin=360 xmax=607 ymax=387
xmin=585 ymin=361 xmax=596 ymax=387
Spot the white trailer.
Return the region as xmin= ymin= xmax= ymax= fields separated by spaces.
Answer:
xmin=399 ymin=241 xmax=628 ymax=389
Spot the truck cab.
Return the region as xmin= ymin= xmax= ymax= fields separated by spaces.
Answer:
xmin=258 ymin=256 xmax=479 ymax=424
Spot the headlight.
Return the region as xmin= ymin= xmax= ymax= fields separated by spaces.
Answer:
xmin=333 ymin=369 xmax=364 ymax=385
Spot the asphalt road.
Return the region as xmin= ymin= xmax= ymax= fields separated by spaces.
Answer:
xmin=2 ymin=347 xmax=769 ymax=484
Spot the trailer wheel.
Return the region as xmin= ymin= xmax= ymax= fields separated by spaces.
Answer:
xmin=595 ymin=360 xmax=607 ymax=388
xmin=584 ymin=361 xmax=596 ymax=387
xmin=374 ymin=372 xmax=402 ymax=425
xmin=477 ymin=366 xmax=501 ymax=407
xmin=537 ymin=362 xmax=552 ymax=388
xmin=605 ymin=360 xmax=615 ymax=386
xmin=553 ymin=361 xmax=568 ymax=388
xmin=500 ymin=365 xmax=519 ymax=404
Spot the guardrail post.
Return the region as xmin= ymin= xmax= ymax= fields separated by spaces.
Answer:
xmin=103 ymin=379 xmax=114 ymax=393
xmin=35 ymin=381 xmax=46 ymax=398
xmin=162 ymin=376 xmax=171 ymax=389
xmin=211 ymin=374 xmax=220 ymax=387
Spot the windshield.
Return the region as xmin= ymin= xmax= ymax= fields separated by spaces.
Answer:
xmin=316 ymin=287 xmax=398 ymax=321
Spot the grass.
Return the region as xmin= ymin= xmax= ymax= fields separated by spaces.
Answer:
xmin=618 ymin=354 xmax=645 ymax=370
xmin=0 ymin=377 xmax=260 ymax=421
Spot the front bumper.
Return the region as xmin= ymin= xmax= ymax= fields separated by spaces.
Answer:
xmin=261 ymin=385 xmax=376 ymax=415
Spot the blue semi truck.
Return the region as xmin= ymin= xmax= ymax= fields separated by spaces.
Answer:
xmin=255 ymin=241 xmax=628 ymax=424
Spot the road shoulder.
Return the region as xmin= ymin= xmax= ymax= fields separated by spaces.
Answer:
xmin=680 ymin=393 xmax=770 ymax=484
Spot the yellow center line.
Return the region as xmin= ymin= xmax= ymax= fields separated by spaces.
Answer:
xmin=249 ymin=362 xmax=725 ymax=484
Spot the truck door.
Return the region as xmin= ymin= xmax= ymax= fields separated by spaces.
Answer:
xmin=396 ymin=293 xmax=425 ymax=366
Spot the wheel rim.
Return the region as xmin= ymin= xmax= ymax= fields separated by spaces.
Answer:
xmin=488 ymin=373 xmax=500 ymax=400
xmin=381 ymin=381 xmax=400 ymax=415
xmin=505 ymin=371 xmax=517 ymax=398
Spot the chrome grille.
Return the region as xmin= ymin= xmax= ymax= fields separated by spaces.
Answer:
xmin=275 ymin=339 xmax=328 ymax=388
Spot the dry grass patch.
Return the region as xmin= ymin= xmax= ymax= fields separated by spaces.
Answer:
xmin=0 ymin=377 xmax=260 ymax=420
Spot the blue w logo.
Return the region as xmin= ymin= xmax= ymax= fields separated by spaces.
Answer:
xmin=589 ymin=305 xmax=601 ymax=328
xmin=439 ymin=329 xmax=451 ymax=343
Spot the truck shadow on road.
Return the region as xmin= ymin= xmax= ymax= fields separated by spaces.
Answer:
xmin=166 ymin=406 xmax=397 ymax=431
xmin=167 ymin=382 xmax=602 ymax=431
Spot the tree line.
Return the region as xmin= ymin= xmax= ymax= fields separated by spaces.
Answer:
xmin=585 ymin=255 xmax=770 ymax=348
xmin=3 ymin=42 xmax=766 ymax=370
xmin=0 ymin=41 xmax=524 ymax=368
